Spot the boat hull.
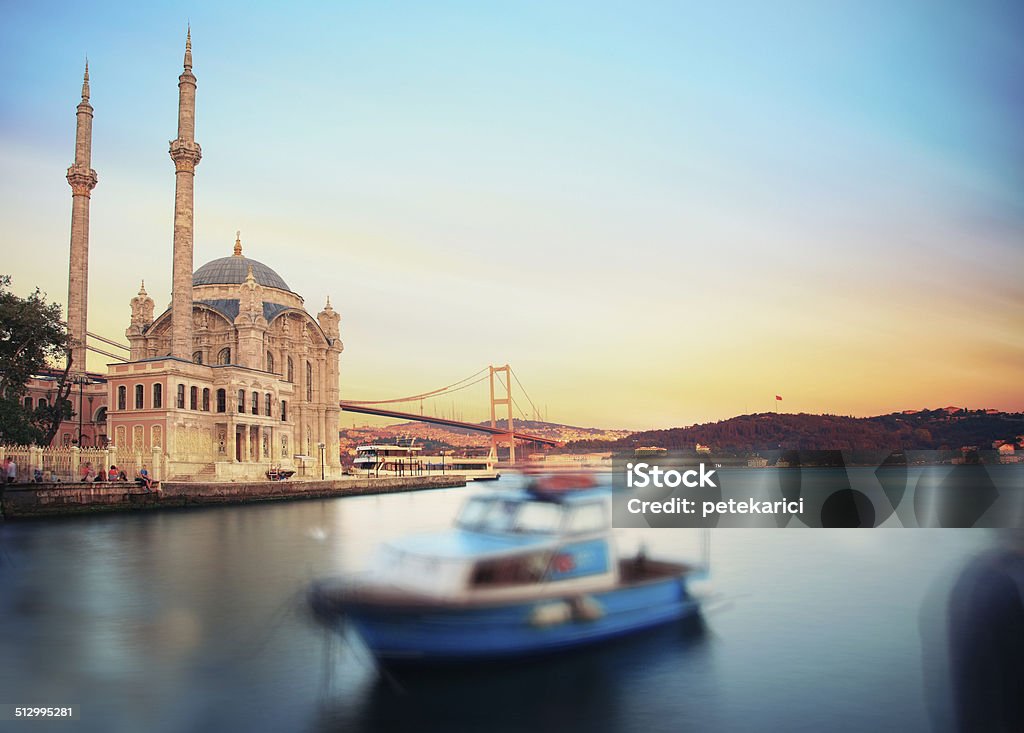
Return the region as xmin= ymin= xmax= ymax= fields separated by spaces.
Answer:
xmin=311 ymin=574 xmax=698 ymax=664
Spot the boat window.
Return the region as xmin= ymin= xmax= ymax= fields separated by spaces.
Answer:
xmin=514 ymin=502 xmax=564 ymax=534
xmin=456 ymin=497 xmax=495 ymax=529
xmin=471 ymin=552 xmax=549 ymax=587
xmin=565 ymin=503 xmax=608 ymax=534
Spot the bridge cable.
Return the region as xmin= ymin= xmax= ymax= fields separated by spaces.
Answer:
xmin=510 ymin=368 xmax=542 ymax=422
xmin=342 ymin=367 xmax=489 ymax=405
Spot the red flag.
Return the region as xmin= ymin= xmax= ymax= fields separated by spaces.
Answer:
xmin=775 ymin=395 xmax=782 ymax=401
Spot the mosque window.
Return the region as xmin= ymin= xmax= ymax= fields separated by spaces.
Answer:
xmin=217 ymin=348 xmax=231 ymax=365
xmin=202 ymin=388 xmax=210 ymax=411
xmin=38 ymin=398 xmax=48 ymax=409
xmin=280 ymin=400 xmax=287 ymax=422
xmin=306 ymin=362 xmax=313 ymax=401
xmin=267 ymin=352 xmax=275 ymax=373
xmin=251 ymin=391 xmax=259 ymax=416
xmin=117 ymin=386 xmax=126 ymax=410
xmin=216 ymin=389 xmax=226 ymax=413
xmin=134 ymin=384 xmax=144 ymax=409
xmin=190 ymin=386 xmax=199 ymax=410
xmin=264 ymin=393 xmax=272 ymax=417
xmin=24 ymin=396 xmax=33 ymax=410
xmin=193 ymin=350 xmax=204 ymax=365
xmin=177 ymin=384 xmax=186 ymax=409
xmin=287 ymin=357 xmax=294 ymax=382
xmin=237 ymin=389 xmax=245 ymax=413
xmin=153 ymin=383 xmax=163 ymax=408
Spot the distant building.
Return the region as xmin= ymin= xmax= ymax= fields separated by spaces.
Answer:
xmin=747 ymin=455 xmax=768 ymax=468
xmin=695 ymin=443 xmax=711 ymax=454
xmin=634 ymin=446 xmax=667 ymax=457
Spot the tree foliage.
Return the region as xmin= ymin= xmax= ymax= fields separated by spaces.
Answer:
xmin=0 ymin=275 xmax=71 ymax=444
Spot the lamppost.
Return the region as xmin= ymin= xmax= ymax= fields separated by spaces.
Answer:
xmin=74 ymin=373 xmax=87 ymax=445
xmin=318 ymin=442 xmax=326 ymax=481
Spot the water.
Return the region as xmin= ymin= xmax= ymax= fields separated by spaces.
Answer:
xmin=0 ymin=472 xmax=1010 ymax=732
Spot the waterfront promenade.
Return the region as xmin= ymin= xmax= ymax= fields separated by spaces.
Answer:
xmin=0 ymin=474 xmax=466 ymax=519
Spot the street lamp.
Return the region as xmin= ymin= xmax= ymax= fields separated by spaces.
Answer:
xmin=318 ymin=442 xmax=326 ymax=481
xmin=73 ymin=373 xmax=88 ymax=446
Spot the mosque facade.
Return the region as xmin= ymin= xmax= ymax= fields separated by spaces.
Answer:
xmin=55 ymin=32 xmax=344 ymax=480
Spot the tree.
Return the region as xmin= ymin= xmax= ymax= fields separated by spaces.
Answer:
xmin=0 ymin=275 xmax=71 ymax=444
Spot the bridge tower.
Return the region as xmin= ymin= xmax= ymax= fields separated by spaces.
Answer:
xmin=489 ymin=364 xmax=515 ymax=464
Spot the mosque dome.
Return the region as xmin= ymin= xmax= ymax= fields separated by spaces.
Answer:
xmin=192 ymin=234 xmax=292 ymax=292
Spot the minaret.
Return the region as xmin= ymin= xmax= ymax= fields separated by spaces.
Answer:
xmin=66 ymin=60 xmax=98 ymax=372
xmin=168 ymin=27 xmax=202 ymax=359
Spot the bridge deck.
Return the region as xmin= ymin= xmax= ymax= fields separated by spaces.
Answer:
xmin=339 ymin=402 xmax=561 ymax=446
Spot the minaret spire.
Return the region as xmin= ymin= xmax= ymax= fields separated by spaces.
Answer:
xmin=66 ymin=59 xmax=99 ymax=372
xmin=168 ymin=27 xmax=202 ymax=360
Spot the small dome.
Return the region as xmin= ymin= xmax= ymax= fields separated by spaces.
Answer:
xmin=193 ymin=255 xmax=291 ymax=292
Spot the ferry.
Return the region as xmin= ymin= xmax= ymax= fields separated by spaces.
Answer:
xmin=352 ymin=440 xmax=499 ymax=481
xmin=308 ymin=475 xmax=704 ymax=664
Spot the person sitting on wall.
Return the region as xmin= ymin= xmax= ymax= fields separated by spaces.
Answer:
xmin=136 ymin=466 xmax=154 ymax=492
xmin=95 ymin=466 xmax=107 ymax=482
xmin=79 ymin=461 xmax=91 ymax=482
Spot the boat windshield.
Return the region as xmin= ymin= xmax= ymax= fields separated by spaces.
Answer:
xmin=457 ymin=497 xmax=564 ymax=534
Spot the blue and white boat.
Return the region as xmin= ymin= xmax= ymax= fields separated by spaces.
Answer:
xmin=309 ymin=476 xmax=704 ymax=664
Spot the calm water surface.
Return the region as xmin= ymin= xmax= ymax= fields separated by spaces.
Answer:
xmin=0 ymin=472 xmax=1006 ymax=732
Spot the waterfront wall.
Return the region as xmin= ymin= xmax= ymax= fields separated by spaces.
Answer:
xmin=0 ymin=475 xmax=467 ymax=519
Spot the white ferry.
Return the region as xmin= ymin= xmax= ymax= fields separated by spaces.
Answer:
xmin=352 ymin=439 xmax=500 ymax=481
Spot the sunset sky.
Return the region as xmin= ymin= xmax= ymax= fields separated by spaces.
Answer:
xmin=2 ymin=1 xmax=1022 ymax=430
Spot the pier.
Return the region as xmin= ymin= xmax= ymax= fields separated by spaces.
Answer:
xmin=0 ymin=474 xmax=466 ymax=519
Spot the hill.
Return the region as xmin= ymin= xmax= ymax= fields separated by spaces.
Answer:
xmin=565 ymin=409 xmax=1024 ymax=453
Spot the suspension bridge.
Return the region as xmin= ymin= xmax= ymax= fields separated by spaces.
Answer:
xmin=340 ymin=365 xmax=560 ymax=461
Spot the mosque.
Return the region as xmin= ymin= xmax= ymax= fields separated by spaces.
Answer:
xmin=41 ymin=31 xmax=344 ymax=480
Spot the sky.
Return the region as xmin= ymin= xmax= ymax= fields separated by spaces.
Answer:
xmin=1 ymin=1 xmax=1022 ymax=430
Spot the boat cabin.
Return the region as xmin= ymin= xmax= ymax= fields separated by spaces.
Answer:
xmin=365 ymin=484 xmax=618 ymax=599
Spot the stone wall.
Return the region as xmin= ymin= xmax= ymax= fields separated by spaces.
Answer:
xmin=0 ymin=475 xmax=466 ymax=519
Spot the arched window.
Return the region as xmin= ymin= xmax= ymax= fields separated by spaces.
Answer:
xmin=117 ymin=386 xmax=126 ymax=410
xmin=153 ymin=383 xmax=163 ymax=408
xmin=95 ymin=406 xmax=107 ymax=424
xmin=267 ymin=352 xmax=275 ymax=374
xmin=216 ymin=389 xmax=226 ymax=413
xmin=237 ymin=389 xmax=245 ymax=413
xmin=192 ymin=350 xmax=204 ymax=365
xmin=38 ymin=398 xmax=48 ymax=409
xmin=287 ymin=357 xmax=294 ymax=382
xmin=251 ymin=391 xmax=259 ymax=416
xmin=280 ymin=400 xmax=287 ymax=421
xmin=264 ymin=393 xmax=272 ymax=417
xmin=306 ymin=362 xmax=313 ymax=401
xmin=177 ymin=384 xmax=186 ymax=409
xmin=190 ymin=386 xmax=198 ymax=410
xmin=217 ymin=348 xmax=231 ymax=365
xmin=23 ymin=396 xmax=33 ymax=410
xmin=134 ymin=384 xmax=144 ymax=409
xmin=202 ymin=388 xmax=210 ymax=411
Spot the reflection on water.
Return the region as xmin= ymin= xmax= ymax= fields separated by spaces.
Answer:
xmin=0 ymin=472 xmax=1007 ymax=732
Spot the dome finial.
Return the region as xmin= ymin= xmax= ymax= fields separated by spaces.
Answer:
xmin=233 ymin=230 xmax=242 ymax=256
xmin=139 ymin=279 xmax=147 ymax=295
